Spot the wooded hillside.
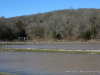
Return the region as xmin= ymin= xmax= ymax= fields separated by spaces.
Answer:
xmin=0 ymin=8 xmax=100 ymax=41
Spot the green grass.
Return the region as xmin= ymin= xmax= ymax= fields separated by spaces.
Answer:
xmin=0 ymin=48 xmax=100 ymax=54
xmin=0 ymin=72 xmax=18 ymax=75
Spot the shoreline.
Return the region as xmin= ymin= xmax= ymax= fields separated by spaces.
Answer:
xmin=0 ymin=41 xmax=100 ymax=45
xmin=0 ymin=47 xmax=100 ymax=54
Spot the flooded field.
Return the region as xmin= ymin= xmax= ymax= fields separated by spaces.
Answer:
xmin=0 ymin=43 xmax=100 ymax=75
xmin=0 ymin=52 xmax=100 ymax=75
xmin=1 ymin=43 xmax=100 ymax=50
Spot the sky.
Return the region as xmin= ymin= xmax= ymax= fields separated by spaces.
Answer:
xmin=0 ymin=0 xmax=100 ymax=18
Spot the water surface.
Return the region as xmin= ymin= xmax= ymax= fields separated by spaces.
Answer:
xmin=1 ymin=43 xmax=100 ymax=50
xmin=0 ymin=52 xmax=100 ymax=75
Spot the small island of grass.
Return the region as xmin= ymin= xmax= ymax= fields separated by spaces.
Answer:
xmin=0 ymin=47 xmax=100 ymax=54
xmin=0 ymin=72 xmax=17 ymax=75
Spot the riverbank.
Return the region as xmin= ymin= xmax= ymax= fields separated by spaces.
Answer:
xmin=0 ymin=72 xmax=17 ymax=75
xmin=0 ymin=47 xmax=100 ymax=54
xmin=1 ymin=38 xmax=100 ymax=44
xmin=0 ymin=41 xmax=100 ymax=45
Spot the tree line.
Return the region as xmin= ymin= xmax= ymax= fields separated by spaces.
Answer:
xmin=0 ymin=8 xmax=100 ymax=41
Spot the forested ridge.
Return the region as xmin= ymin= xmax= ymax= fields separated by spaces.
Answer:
xmin=0 ymin=8 xmax=100 ymax=41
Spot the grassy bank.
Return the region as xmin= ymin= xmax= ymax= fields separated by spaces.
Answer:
xmin=0 ymin=41 xmax=100 ymax=45
xmin=0 ymin=48 xmax=100 ymax=54
xmin=0 ymin=72 xmax=17 ymax=75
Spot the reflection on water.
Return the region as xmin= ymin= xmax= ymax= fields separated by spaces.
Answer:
xmin=0 ymin=52 xmax=100 ymax=75
xmin=1 ymin=43 xmax=100 ymax=50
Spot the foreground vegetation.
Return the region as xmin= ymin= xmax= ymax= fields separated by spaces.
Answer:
xmin=0 ymin=72 xmax=17 ymax=75
xmin=0 ymin=8 xmax=100 ymax=41
xmin=0 ymin=48 xmax=100 ymax=54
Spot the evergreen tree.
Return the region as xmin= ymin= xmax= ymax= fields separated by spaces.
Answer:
xmin=15 ymin=20 xmax=26 ymax=37
xmin=34 ymin=27 xmax=44 ymax=38
xmin=39 ymin=28 xmax=44 ymax=38
xmin=52 ymin=31 xmax=56 ymax=39
xmin=91 ymin=26 xmax=96 ymax=39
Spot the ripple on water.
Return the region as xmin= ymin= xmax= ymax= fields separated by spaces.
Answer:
xmin=0 ymin=52 xmax=100 ymax=75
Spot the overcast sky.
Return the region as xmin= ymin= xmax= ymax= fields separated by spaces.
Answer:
xmin=0 ymin=0 xmax=100 ymax=18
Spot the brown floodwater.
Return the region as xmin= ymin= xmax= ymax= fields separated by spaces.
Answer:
xmin=1 ymin=43 xmax=100 ymax=50
xmin=0 ymin=52 xmax=100 ymax=75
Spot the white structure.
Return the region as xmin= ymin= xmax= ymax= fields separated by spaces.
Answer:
xmin=18 ymin=37 xmax=28 ymax=40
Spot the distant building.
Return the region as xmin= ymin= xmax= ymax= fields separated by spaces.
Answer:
xmin=18 ymin=37 xmax=28 ymax=40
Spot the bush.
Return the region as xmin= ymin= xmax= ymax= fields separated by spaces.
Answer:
xmin=56 ymin=33 xmax=61 ymax=39
xmin=82 ymin=30 xmax=91 ymax=40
